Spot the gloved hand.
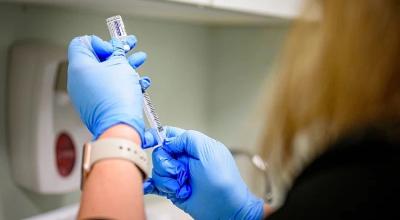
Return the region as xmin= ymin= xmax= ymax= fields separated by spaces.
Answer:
xmin=143 ymin=127 xmax=264 ymax=220
xmin=67 ymin=35 xmax=149 ymax=140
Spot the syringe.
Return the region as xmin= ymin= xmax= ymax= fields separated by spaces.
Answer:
xmin=106 ymin=15 xmax=166 ymax=147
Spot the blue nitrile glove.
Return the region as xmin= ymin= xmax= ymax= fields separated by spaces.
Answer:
xmin=67 ymin=35 xmax=150 ymax=140
xmin=143 ymin=127 xmax=264 ymax=220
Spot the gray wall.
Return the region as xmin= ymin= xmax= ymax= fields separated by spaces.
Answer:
xmin=208 ymin=26 xmax=288 ymax=151
xmin=0 ymin=3 xmax=288 ymax=219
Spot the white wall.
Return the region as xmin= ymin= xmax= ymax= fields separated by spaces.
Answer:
xmin=0 ymin=3 xmax=288 ymax=219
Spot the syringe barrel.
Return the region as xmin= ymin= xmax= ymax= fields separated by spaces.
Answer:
xmin=143 ymin=92 xmax=165 ymax=147
xmin=106 ymin=15 xmax=165 ymax=147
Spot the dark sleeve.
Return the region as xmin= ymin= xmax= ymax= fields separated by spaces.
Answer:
xmin=267 ymin=147 xmax=400 ymax=220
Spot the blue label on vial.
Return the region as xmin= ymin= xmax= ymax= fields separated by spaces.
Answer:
xmin=113 ymin=21 xmax=122 ymax=37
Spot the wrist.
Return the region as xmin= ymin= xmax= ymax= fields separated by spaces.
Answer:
xmin=233 ymin=190 xmax=264 ymax=220
xmin=263 ymin=203 xmax=273 ymax=218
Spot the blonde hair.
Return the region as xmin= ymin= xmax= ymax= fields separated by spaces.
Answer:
xmin=261 ymin=0 xmax=400 ymax=203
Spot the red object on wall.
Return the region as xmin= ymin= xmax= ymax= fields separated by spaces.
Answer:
xmin=55 ymin=132 xmax=76 ymax=177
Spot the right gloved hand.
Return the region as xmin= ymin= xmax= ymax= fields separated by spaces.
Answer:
xmin=143 ymin=127 xmax=264 ymax=220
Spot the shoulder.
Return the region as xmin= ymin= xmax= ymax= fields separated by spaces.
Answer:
xmin=268 ymin=122 xmax=400 ymax=220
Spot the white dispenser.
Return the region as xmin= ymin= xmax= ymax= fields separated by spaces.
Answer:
xmin=7 ymin=42 xmax=90 ymax=194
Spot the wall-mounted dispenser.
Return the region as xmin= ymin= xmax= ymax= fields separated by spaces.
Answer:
xmin=7 ymin=42 xmax=90 ymax=194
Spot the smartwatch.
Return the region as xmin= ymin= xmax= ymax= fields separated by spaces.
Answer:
xmin=81 ymin=138 xmax=149 ymax=190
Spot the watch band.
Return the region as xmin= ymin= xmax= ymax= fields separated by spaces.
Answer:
xmin=81 ymin=138 xmax=149 ymax=190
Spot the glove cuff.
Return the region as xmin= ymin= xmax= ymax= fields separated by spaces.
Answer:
xmin=92 ymin=118 xmax=145 ymax=143
xmin=233 ymin=190 xmax=264 ymax=220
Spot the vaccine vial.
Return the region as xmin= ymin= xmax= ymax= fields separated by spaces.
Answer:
xmin=106 ymin=15 xmax=130 ymax=51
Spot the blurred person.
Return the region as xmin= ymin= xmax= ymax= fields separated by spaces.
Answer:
xmin=68 ymin=0 xmax=400 ymax=219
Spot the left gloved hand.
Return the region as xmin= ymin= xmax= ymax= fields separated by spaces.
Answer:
xmin=143 ymin=126 xmax=264 ymax=220
xmin=67 ymin=35 xmax=149 ymax=140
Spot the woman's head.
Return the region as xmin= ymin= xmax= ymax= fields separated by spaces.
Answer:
xmin=262 ymin=0 xmax=400 ymax=200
